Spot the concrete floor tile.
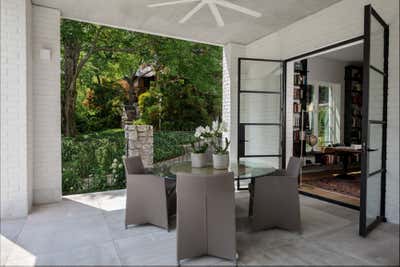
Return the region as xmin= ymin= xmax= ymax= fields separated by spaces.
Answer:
xmin=5 ymin=242 xmax=121 ymax=266
xmin=300 ymin=205 xmax=353 ymax=238
xmin=0 ymin=218 xmax=26 ymax=241
xmin=251 ymin=239 xmax=370 ymax=266
xmin=10 ymin=214 xmax=112 ymax=256
xmin=1 ymin=190 xmax=397 ymax=266
xmin=114 ymin=232 xmax=177 ymax=265
xmin=104 ymin=209 xmax=165 ymax=240
xmin=27 ymin=199 xmax=102 ymax=223
xmin=314 ymin=223 xmax=399 ymax=266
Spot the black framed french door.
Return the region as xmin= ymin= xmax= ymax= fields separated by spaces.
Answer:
xmin=359 ymin=5 xmax=389 ymax=237
xmin=237 ymin=58 xmax=286 ymax=190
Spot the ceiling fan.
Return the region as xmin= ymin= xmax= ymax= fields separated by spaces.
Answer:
xmin=148 ymin=0 xmax=262 ymax=27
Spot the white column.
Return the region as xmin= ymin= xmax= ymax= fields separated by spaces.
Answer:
xmin=1 ymin=0 xmax=32 ymax=218
xmin=222 ymin=43 xmax=246 ymax=162
xmin=31 ymin=5 xmax=62 ymax=204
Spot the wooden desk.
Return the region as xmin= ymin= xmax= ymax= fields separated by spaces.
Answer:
xmin=320 ymin=146 xmax=361 ymax=178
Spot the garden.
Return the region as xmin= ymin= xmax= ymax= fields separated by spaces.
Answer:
xmin=62 ymin=129 xmax=195 ymax=194
xmin=60 ymin=19 xmax=222 ymax=195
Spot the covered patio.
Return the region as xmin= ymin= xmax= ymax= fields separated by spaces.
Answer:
xmin=1 ymin=0 xmax=399 ymax=266
xmin=1 ymin=190 xmax=398 ymax=266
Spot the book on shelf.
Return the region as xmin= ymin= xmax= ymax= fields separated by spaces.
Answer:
xmin=293 ymin=87 xmax=301 ymax=100
xmin=293 ymin=102 xmax=302 ymax=113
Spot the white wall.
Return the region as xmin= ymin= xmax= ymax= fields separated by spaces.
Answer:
xmin=222 ymin=43 xmax=246 ymax=162
xmin=244 ymin=0 xmax=399 ymax=223
xmin=1 ymin=0 xmax=32 ymax=218
xmin=31 ymin=5 xmax=62 ymax=204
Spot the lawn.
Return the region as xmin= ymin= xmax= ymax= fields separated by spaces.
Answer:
xmin=62 ymin=128 xmax=195 ymax=194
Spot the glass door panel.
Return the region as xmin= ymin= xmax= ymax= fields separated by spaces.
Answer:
xmin=360 ymin=5 xmax=389 ymax=237
xmin=240 ymin=61 xmax=282 ymax=92
xmin=238 ymin=58 xmax=284 ymax=190
xmin=243 ymin=125 xmax=281 ymax=156
xmin=240 ymin=93 xmax=281 ymax=124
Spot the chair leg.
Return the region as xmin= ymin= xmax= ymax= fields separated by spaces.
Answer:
xmin=248 ymin=196 xmax=253 ymax=217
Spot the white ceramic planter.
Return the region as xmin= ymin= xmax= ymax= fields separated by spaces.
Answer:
xmin=191 ymin=152 xmax=207 ymax=168
xmin=213 ymin=153 xmax=229 ymax=170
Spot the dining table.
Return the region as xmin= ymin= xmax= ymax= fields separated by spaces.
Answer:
xmin=150 ymin=161 xmax=276 ymax=190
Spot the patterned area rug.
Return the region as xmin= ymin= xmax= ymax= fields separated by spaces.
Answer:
xmin=304 ymin=175 xmax=360 ymax=198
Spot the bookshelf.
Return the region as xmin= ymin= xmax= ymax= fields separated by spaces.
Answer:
xmin=344 ymin=66 xmax=363 ymax=146
xmin=293 ymin=60 xmax=309 ymax=157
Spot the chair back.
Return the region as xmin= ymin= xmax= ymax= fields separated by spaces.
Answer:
xmin=176 ymin=172 xmax=236 ymax=262
xmin=286 ymin=157 xmax=302 ymax=178
xmin=124 ymin=156 xmax=145 ymax=175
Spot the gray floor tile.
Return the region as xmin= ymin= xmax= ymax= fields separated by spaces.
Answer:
xmin=114 ymin=230 xmax=177 ymax=265
xmin=5 ymin=242 xmax=121 ymax=266
xmin=0 ymin=218 xmax=26 ymax=241
xmin=27 ymin=199 xmax=102 ymax=224
xmin=9 ymin=214 xmax=112 ymax=257
xmin=314 ymin=223 xmax=399 ymax=266
xmin=248 ymin=238 xmax=370 ymax=266
xmin=104 ymin=209 xmax=164 ymax=240
xmin=1 ymin=189 xmax=397 ymax=266
xmin=300 ymin=205 xmax=353 ymax=238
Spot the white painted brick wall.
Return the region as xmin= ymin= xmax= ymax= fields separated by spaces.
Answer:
xmin=244 ymin=0 xmax=399 ymax=223
xmin=31 ymin=5 xmax=62 ymax=204
xmin=222 ymin=44 xmax=246 ymax=162
xmin=1 ymin=0 xmax=32 ymax=218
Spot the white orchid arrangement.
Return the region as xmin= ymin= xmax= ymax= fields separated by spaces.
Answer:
xmin=192 ymin=120 xmax=230 ymax=154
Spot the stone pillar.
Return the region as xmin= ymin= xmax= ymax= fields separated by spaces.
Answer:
xmin=125 ymin=125 xmax=154 ymax=168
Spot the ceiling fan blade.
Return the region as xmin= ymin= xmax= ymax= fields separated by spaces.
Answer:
xmin=179 ymin=1 xmax=205 ymax=24
xmin=208 ymin=3 xmax=224 ymax=27
xmin=148 ymin=0 xmax=199 ymax=8
xmin=215 ymin=0 xmax=262 ymax=18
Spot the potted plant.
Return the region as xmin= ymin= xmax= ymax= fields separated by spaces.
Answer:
xmin=190 ymin=141 xmax=208 ymax=168
xmin=212 ymin=137 xmax=231 ymax=170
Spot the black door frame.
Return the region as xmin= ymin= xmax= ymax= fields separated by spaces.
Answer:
xmin=284 ymin=35 xmax=365 ymax=211
xmin=235 ymin=8 xmax=389 ymax=230
xmin=237 ymin=58 xmax=286 ymax=190
xmin=359 ymin=4 xmax=389 ymax=237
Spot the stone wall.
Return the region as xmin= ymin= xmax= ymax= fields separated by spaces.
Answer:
xmin=125 ymin=125 xmax=154 ymax=167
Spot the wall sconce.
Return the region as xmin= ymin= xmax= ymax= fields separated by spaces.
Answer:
xmin=39 ymin=48 xmax=52 ymax=61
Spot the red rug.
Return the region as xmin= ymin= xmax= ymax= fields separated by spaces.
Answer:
xmin=304 ymin=175 xmax=360 ymax=198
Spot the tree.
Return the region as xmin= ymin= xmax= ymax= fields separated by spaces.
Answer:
xmin=61 ymin=19 xmax=222 ymax=135
xmin=61 ymin=20 xmax=149 ymax=136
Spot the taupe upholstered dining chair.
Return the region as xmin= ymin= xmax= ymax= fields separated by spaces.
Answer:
xmin=176 ymin=172 xmax=236 ymax=264
xmin=249 ymin=157 xmax=302 ymax=232
xmin=124 ymin=156 xmax=176 ymax=230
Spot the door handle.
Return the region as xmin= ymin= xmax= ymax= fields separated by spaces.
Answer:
xmin=363 ymin=142 xmax=378 ymax=152
xmin=239 ymin=140 xmax=249 ymax=143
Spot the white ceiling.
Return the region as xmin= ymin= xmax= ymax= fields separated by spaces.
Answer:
xmin=320 ymin=43 xmax=364 ymax=63
xmin=32 ymin=0 xmax=341 ymax=45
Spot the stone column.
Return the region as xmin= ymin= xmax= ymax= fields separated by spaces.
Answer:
xmin=125 ymin=125 xmax=154 ymax=167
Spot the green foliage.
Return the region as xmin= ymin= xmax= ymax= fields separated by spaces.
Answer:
xmin=140 ymin=77 xmax=220 ymax=130
xmin=191 ymin=141 xmax=209 ymax=154
xmin=61 ymin=19 xmax=222 ymax=134
xmin=212 ymin=137 xmax=231 ymax=155
xmin=62 ymin=129 xmax=195 ymax=194
xmin=153 ymin=131 xmax=196 ymax=162
xmin=76 ymin=79 xmax=126 ymax=133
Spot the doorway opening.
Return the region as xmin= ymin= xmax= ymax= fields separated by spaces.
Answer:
xmin=289 ymin=41 xmax=364 ymax=208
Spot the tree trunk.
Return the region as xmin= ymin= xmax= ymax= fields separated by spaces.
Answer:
xmin=62 ymin=43 xmax=80 ymax=137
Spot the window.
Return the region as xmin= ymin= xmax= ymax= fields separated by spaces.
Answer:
xmin=308 ymin=81 xmax=341 ymax=149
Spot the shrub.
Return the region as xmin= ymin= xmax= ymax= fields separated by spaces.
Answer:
xmin=62 ymin=129 xmax=195 ymax=195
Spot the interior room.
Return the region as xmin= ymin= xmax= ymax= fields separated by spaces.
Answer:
xmin=291 ymin=42 xmax=364 ymax=208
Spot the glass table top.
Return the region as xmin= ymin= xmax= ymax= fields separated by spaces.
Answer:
xmin=150 ymin=161 xmax=276 ymax=180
